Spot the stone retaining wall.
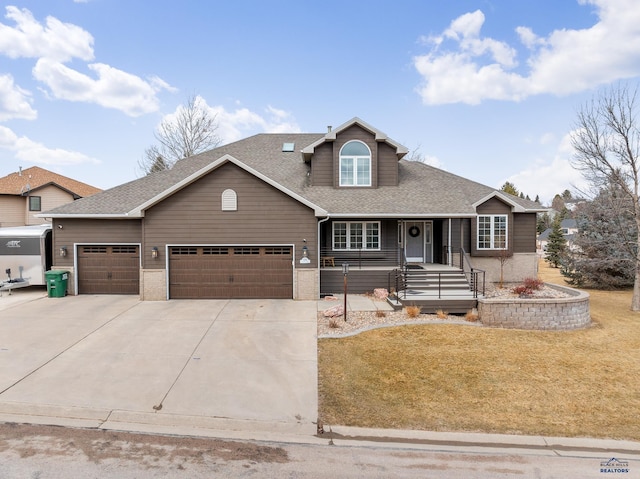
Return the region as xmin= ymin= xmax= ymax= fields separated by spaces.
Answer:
xmin=477 ymin=283 xmax=591 ymax=330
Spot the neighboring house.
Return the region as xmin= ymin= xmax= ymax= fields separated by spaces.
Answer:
xmin=537 ymin=218 xmax=579 ymax=254
xmin=40 ymin=118 xmax=545 ymax=307
xmin=0 ymin=166 xmax=101 ymax=228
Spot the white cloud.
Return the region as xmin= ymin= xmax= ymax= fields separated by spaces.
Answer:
xmin=188 ymin=100 xmax=300 ymax=143
xmin=414 ymin=0 xmax=640 ymax=105
xmin=0 ymin=7 xmax=172 ymax=117
xmin=505 ymin=132 xmax=587 ymax=205
xmin=0 ymin=74 xmax=36 ymax=121
xmin=0 ymin=125 xmax=99 ymax=166
xmin=0 ymin=6 xmax=94 ymax=62
xmin=33 ymin=59 xmax=173 ymax=117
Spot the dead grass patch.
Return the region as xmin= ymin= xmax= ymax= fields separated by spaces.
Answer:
xmin=318 ymin=260 xmax=640 ymax=440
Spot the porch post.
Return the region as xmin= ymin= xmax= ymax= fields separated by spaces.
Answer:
xmin=448 ymin=218 xmax=452 ymax=266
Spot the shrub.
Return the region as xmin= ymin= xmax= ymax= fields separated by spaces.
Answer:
xmin=375 ymin=310 xmax=387 ymax=318
xmin=436 ymin=309 xmax=448 ymax=319
xmin=465 ymin=309 xmax=479 ymax=322
xmin=512 ymin=285 xmax=534 ymax=297
xmin=523 ymin=277 xmax=544 ymax=291
xmin=328 ymin=318 xmax=341 ymax=329
xmin=404 ymin=305 xmax=421 ymax=318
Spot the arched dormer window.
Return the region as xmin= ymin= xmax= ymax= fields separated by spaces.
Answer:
xmin=221 ymin=189 xmax=237 ymax=211
xmin=339 ymin=140 xmax=371 ymax=187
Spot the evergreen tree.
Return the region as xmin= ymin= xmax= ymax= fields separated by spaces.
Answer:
xmin=545 ymin=216 xmax=566 ymax=268
xmin=501 ymin=181 xmax=519 ymax=196
xmin=560 ymin=186 xmax=637 ymax=289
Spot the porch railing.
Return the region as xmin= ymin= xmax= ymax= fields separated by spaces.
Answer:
xmin=319 ymin=247 xmax=401 ymax=269
xmin=388 ymin=248 xmax=485 ymax=299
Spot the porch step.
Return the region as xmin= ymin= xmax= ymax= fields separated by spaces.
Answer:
xmin=403 ymin=270 xmax=471 ymax=292
xmin=387 ymin=296 xmax=478 ymax=314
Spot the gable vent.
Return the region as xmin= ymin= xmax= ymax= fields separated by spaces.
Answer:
xmin=221 ymin=189 xmax=237 ymax=211
xmin=282 ymin=142 xmax=295 ymax=152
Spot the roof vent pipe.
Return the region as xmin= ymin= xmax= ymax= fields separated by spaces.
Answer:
xmin=18 ymin=166 xmax=22 ymax=176
xmin=327 ymin=125 xmax=332 ymax=133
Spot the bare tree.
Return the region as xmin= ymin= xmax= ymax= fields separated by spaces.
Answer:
xmin=570 ymin=83 xmax=640 ymax=311
xmin=138 ymin=94 xmax=221 ymax=175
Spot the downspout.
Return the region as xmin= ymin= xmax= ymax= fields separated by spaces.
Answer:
xmin=317 ymin=215 xmax=330 ymax=298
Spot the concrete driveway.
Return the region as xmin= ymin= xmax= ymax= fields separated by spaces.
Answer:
xmin=0 ymin=289 xmax=318 ymax=436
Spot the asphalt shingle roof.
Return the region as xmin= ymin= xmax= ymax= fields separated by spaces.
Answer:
xmin=43 ymin=132 xmax=543 ymax=217
xmin=0 ymin=166 xmax=101 ymax=198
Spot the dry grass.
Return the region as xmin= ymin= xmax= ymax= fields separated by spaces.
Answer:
xmin=404 ymin=305 xmax=421 ymax=318
xmin=318 ymin=260 xmax=640 ymax=440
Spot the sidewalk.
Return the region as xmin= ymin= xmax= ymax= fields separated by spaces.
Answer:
xmin=1 ymin=288 xmax=639 ymax=458
xmin=317 ymin=293 xmax=394 ymax=313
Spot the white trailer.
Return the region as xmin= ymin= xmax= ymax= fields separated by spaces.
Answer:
xmin=0 ymin=224 xmax=52 ymax=290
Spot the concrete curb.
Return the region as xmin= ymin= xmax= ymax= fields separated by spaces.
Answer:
xmin=1 ymin=405 xmax=639 ymax=458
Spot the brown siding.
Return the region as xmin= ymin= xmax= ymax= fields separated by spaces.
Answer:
xmin=471 ymin=197 xmax=513 ymax=257
xmin=309 ymin=124 xmax=399 ymax=188
xmin=377 ymin=142 xmax=399 ymax=186
xmin=310 ymin=142 xmax=333 ymax=186
xmin=51 ymin=218 xmax=142 ymax=268
xmin=321 ymin=270 xmax=391 ymax=295
xmin=143 ymin=162 xmax=318 ymax=268
xmin=513 ymin=213 xmax=537 ymax=253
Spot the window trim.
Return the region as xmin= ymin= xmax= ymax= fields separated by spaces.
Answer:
xmin=339 ymin=140 xmax=372 ymax=187
xmin=477 ymin=214 xmax=508 ymax=250
xmin=28 ymin=196 xmax=41 ymax=212
xmin=332 ymin=221 xmax=380 ymax=251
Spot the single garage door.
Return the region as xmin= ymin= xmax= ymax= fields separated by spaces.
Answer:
xmin=77 ymin=245 xmax=140 ymax=294
xmin=169 ymin=246 xmax=293 ymax=299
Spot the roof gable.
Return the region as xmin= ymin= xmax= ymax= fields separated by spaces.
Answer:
xmin=472 ymin=191 xmax=546 ymax=213
xmin=135 ymin=154 xmax=327 ymax=217
xmin=301 ymin=117 xmax=409 ymax=162
xmin=0 ymin=166 xmax=101 ymax=197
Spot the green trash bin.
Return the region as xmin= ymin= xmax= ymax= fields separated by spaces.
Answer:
xmin=45 ymin=270 xmax=68 ymax=298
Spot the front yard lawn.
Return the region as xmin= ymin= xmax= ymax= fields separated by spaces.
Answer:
xmin=317 ymin=261 xmax=640 ymax=440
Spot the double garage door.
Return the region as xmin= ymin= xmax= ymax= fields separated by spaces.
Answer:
xmin=169 ymin=246 xmax=293 ymax=299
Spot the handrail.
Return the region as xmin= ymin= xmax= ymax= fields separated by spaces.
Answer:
xmin=389 ymin=249 xmax=486 ymax=300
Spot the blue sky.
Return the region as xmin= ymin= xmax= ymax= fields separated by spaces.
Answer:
xmin=1 ymin=0 xmax=639 ymax=204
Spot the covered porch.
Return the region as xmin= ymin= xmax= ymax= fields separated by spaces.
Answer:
xmin=318 ymin=218 xmax=482 ymax=312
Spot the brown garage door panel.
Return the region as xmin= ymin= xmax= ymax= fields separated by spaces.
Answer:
xmin=78 ymin=246 xmax=140 ymax=295
xmin=169 ymin=246 xmax=292 ymax=299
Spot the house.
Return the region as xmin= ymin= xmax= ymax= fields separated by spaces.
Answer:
xmin=39 ymin=118 xmax=545 ymax=309
xmin=0 ymin=166 xmax=101 ymax=228
xmin=537 ymin=218 xmax=579 ymax=254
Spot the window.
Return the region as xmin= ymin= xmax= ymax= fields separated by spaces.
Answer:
xmin=339 ymin=141 xmax=371 ymax=186
xmin=332 ymin=221 xmax=380 ymax=250
xmin=29 ymin=196 xmax=41 ymax=211
xmin=477 ymin=215 xmax=507 ymax=249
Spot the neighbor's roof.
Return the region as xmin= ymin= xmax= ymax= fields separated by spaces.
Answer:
xmin=0 ymin=166 xmax=101 ymax=198
xmin=41 ymin=130 xmax=545 ymax=218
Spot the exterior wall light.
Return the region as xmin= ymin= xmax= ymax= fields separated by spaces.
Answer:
xmin=60 ymin=246 xmax=67 ymax=257
xmin=151 ymin=246 xmax=159 ymax=259
xmin=300 ymin=239 xmax=311 ymax=264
